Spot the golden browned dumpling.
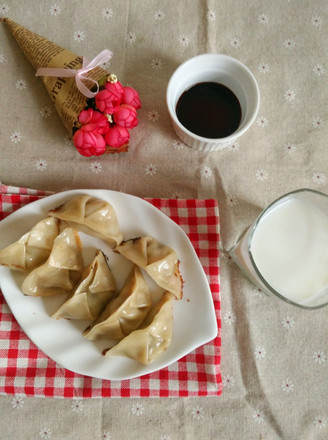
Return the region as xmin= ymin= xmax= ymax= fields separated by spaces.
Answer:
xmin=21 ymin=227 xmax=83 ymax=297
xmin=114 ymin=236 xmax=183 ymax=299
xmin=84 ymin=265 xmax=152 ymax=341
xmin=52 ymin=250 xmax=116 ymax=320
xmin=0 ymin=217 xmax=60 ymax=271
xmin=106 ymin=291 xmax=173 ymax=365
xmin=48 ymin=194 xmax=123 ymax=246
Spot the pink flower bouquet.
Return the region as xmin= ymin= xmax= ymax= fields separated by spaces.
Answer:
xmin=73 ymin=75 xmax=141 ymax=157
xmin=2 ymin=18 xmax=141 ymax=157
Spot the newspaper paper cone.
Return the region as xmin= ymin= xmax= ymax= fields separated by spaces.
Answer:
xmin=2 ymin=18 xmax=129 ymax=154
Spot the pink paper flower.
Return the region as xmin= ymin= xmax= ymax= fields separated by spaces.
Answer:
xmin=78 ymin=109 xmax=109 ymax=134
xmin=73 ymin=130 xmax=106 ymax=157
xmin=105 ymin=125 xmax=130 ymax=148
xmin=95 ymin=88 xmax=121 ymax=114
xmin=113 ymin=104 xmax=138 ymax=129
xmin=122 ymin=87 xmax=141 ymax=109
xmin=105 ymin=80 xmax=124 ymax=98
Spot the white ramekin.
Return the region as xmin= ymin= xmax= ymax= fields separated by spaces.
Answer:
xmin=166 ymin=54 xmax=260 ymax=152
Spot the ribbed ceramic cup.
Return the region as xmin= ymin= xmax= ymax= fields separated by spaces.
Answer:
xmin=166 ymin=54 xmax=260 ymax=152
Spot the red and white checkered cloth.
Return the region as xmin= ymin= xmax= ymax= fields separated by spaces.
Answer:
xmin=0 ymin=185 xmax=222 ymax=398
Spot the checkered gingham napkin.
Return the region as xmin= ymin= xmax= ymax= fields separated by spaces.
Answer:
xmin=0 ymin=185 xmax=221 ymax=398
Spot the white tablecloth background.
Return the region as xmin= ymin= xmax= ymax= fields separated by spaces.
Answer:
xmin=1 ymin=1 xmax=328 ymax=439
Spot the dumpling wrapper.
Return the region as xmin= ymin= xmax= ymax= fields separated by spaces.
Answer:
xmin=52 ymin=250 xmax=116 ymax=320
xmin=21 ymin=227 xmax=83 ymax=296
xmin=84 ymin=265 xmax=152 ymax=341
xmin=0 ymin=217 xmax=59 ymax=271
xmin=48 ymin=194 xmax=123 ymax=246
xmin=105 ymin=291 xmax=173 ymax=365
xmin=114 ymin=236 xmax=183 ymax=299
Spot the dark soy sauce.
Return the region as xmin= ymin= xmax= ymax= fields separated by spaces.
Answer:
xmin=176 ymin=82 xmax=242 ymax=138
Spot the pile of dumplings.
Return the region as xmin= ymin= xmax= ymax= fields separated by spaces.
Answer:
xmin=0 ymin=194 xmax=184 ymax=366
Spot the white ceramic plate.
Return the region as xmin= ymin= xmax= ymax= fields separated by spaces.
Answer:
xmin=0 ymin=189 xmax=218 ymax=380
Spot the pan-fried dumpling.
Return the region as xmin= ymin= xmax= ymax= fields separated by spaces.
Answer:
xmin=0 ymin=217 xmax=60 ymax=271
xmin=48 ymin=194 xmax=123 ymax=246
xmin=84 ymin=265 xmax=152 ymax=341
xmin=52 ymin=250 xmax=116 ymax=320
xmin=21 ymin=227 xmax=83 ymax=296
xmin=114 ymin=236 xmax=183 ymax=299
xmin=105 ymin=291 xmax=173 ymax=365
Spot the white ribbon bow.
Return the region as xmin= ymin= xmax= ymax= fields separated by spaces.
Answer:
xmin=35 ymin=49 xmax=113 ymax=98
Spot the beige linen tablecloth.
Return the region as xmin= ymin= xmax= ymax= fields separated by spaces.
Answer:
xmin=0 ymin=0 xmax=328 ymax=439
